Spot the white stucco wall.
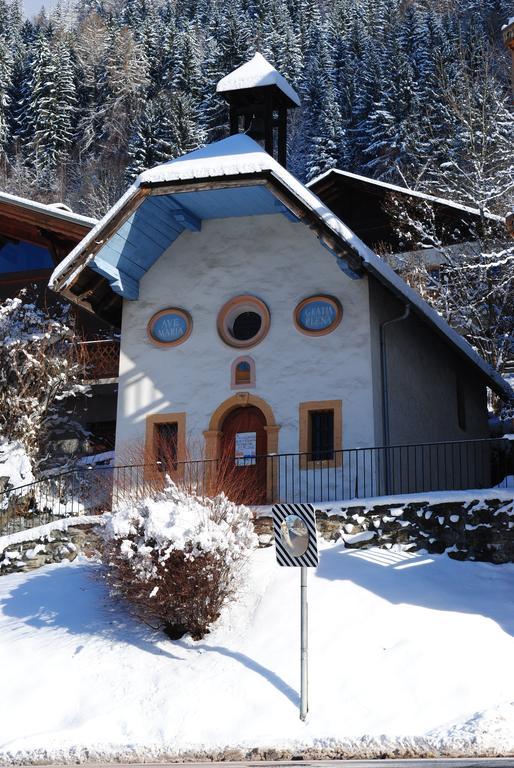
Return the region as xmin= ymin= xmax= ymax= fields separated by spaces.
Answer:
xmin=115 ymin=213 xmax=376 ymax=461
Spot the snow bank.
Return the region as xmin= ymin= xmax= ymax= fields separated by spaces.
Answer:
xmin=0 ymin=439 xmax=34 ymax=492
xmin=0 ymin=545 xmax=513 ymax=762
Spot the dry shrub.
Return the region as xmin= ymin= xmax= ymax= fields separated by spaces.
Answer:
xmin=116 ymin=436 xmax=267 ymax=507
xmin=102 ymin=480 xmax=257 ymax=639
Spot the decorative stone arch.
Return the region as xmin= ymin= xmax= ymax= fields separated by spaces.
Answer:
xmin=203 ymin=392 xmax=280 ymax=501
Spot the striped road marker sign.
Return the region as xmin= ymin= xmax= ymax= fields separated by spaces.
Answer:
xmin=272 ymin=503 xmax=318 ymax=721
xmin=272 ymin=503 xmax=319 ymax=567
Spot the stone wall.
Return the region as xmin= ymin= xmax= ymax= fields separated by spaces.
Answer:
xmin=255 ymin=495 xmax=514 ymax=564
xmin=2 ymin=494 xmax=513 ymax=575
xmin=0 ymin=521 xmax=103 ymax=574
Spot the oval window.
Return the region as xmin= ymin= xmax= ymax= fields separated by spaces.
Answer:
xmin=147 ymin=308 xmax=192 ymax=347
xmin=294 ymin=295 xmax=342 ymax=336
xmin=218 ymin=296 xmax=270 ymax=348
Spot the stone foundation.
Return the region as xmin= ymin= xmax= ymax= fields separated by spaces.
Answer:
xmin=255 ymin=495 xmax=514 ymax=564
xmin=0 ymin=522 xmax=103 ymax=574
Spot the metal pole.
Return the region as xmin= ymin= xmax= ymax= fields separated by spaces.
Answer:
xmin=300 ymin=565 xmax=308 ymax=721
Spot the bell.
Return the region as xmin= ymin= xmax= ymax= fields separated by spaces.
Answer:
xmin=246 ymin=113 xmax=266 ymax=141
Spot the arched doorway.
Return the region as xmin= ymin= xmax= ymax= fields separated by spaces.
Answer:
xmin=220 ymin=405 xmax=267 ymax=504
xmin=204 ymin=393 xmax=280 ymax=504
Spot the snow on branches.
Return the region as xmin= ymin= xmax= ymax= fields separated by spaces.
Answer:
xmin=103 ymin=480 xmax=258 ymax=639
xmin=0 ymin=290 xmax=89 ymax=467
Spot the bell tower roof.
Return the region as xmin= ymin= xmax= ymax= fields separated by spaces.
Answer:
xmin=216 ymin=52 xmax=300 ymax=108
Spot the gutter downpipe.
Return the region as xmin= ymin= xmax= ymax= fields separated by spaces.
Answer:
xmin=380 ymin=304 xmax=411 ymax=494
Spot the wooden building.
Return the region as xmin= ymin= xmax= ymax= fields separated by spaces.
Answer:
xmin=0 ymin=191 xmax=119 ymax=453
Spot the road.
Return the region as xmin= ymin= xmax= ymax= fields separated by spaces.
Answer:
xmin=44 ymin=759 xmax=514 ymax=768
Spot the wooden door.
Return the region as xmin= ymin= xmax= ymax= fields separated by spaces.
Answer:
xmin=220 ymin=406 xmax=267 ymax=504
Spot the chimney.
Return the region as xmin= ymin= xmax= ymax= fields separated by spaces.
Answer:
xmin=503 ymin=17 xmax=514 ymax=99
xmin=216 ymin=52 xmax=300 ymax=168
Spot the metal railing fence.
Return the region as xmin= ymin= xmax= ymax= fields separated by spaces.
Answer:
xmin=1 ymin=437 xmax=512 ymax=536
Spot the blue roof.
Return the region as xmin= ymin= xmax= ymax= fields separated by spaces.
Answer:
xmin=91 ymin=185 xmax=296 ymax=299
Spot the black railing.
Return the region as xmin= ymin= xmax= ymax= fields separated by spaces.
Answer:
xmin=1 ymin=438 xmax=513 ymax=536
xmin=0 ymin=464 xmax=153 ymax=537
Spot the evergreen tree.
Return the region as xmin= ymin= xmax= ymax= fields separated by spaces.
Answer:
xmin=0 ymin=40 xmax=13 ymax=154
xmin=25 ymin=35 xmax=77 ymax=190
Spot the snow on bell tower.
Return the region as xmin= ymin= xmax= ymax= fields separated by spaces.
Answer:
xmin=216 ymin=52 xmax=300 ymax=168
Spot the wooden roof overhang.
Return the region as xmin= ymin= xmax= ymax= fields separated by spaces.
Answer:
xmin=0 ymin=196 xmax=94 ymax=264
xmin=308 ymin=171 xmax=505 ymax=251
xmin=52 ymin=171 xmax=366 ymax=330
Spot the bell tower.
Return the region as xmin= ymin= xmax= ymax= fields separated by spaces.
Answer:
xmin=216 ymin=52 xmax=300 ymax=168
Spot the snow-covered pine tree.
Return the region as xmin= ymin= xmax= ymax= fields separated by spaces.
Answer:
xmin=0 ymin=38 xmax=13 ymax=156
xmin=300 ymin=20 xmax=341 ymax=180
xmin=98 ymin=25 xmax=150 ymax=166
xmin=199 ymin=1 xmax=253 ymax=142
xmin=305 ymin=83 xmax=347 ymax=181
xmin=171 ymin=22 xmax=204 ymax=100
xmin=23 ymin=35 xmax=77 ymax=193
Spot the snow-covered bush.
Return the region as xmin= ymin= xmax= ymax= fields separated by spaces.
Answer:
xmin=0 ymin=290 xmax=88 ymax=468
xmin=0 ymin=438 xmax=34 ymax=492
xmin=102 ymin=480 xmax=258 ymax=639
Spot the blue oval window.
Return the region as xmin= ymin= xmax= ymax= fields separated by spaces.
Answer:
xmin=295 ymin=295 xmax=342 ymax=335
xmin=148 ymin=308 xmax=192 ymax=347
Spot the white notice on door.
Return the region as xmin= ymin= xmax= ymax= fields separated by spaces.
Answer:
xmin=235 ymin=432 xmax=257 ymax=466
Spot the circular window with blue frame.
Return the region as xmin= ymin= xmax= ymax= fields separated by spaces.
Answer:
xmin=147 ymin=307 xmax=192 ymax=347
xmin=294 ymin=295 xmax=343 ymax=336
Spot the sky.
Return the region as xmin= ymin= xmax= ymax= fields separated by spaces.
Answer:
xmin=23 ymin=0 xmax=58 ymax=18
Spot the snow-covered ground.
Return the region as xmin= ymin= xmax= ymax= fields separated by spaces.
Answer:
xmin=0 ymin=543 xmax=513 ymax=763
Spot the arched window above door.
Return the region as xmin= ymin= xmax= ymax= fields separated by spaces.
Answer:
xmin=231 ymin=356 xmax=256 ymax=389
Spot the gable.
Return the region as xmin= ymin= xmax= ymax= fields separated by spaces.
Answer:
xmin=83 ymin=184 xmax=311 ymax=301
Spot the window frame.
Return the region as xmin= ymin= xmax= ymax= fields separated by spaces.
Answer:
xmin=147 ymin=307 xmax=192 ymax=348
xmin=231 ymin=356 xmax=256 ymax=389
xmin=299 ymin=400 xmax=342 ymax=469
xmin=293 ymin=294 xmax=343 ymax=337
xmin=217 ymin=295 xmax=270 ymax=349
xmin=145 ymin=412 xmax=186 ymax=479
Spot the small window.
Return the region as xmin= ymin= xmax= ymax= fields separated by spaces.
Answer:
xmin=231 ymin=356 xmax=256 ymax=388
xmin=457 ymin=378 xmax=466 ymax=431
xmin=309 ymin=410 xmax=334 ymax=460
xmin=145 ymin=412 xmax=186 ymax=481
xmin=155 ymin=421 xmax=178 ymax=471
xmin=299 ymin=400 xmax=342 ymax=468
xmin=236 ymin=361 xmax=251 ymax=384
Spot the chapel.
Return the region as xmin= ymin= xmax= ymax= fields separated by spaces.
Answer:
xmin=50 ymin=54 xmax=512 ymax=503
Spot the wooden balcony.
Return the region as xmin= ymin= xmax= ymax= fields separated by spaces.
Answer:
xmin=79 ymin=339 xmax=120 ymax=382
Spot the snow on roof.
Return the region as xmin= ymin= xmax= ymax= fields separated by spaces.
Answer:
xmin=0 ymin=189 xmax=97 ymax=227
xmin=216 ymin=52 xmax=301 ymax=107
xmin=50 ymin=134 xmax=512 ymax=401
xmin=307 ymin=168 xmax=503 ymax=222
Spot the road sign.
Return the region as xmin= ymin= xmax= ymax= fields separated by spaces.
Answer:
xmin=272 ymin=503 xmax=318 ymax=567
xmin=272 ymin=502 xmax=319 ymax=721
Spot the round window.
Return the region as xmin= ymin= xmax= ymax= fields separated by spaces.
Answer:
xmin=218 ymin=296 xmax=270 ymax=348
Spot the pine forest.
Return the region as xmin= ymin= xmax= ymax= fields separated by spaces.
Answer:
xmin=0 ymin=0 xmax=512 ymax=220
